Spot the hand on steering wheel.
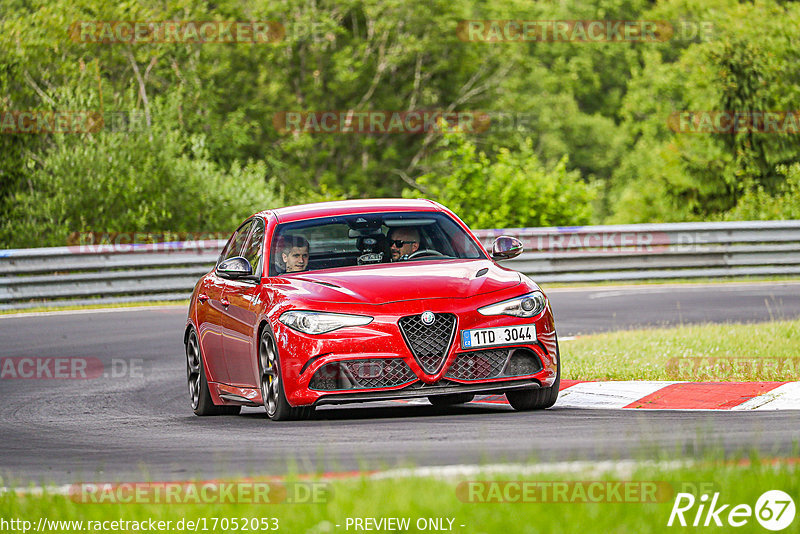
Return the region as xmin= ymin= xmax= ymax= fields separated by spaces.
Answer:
xmin=407 ymin=249 xmax=446 ymax=259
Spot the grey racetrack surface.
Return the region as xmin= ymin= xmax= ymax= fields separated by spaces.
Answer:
xmin=1 ymin=282 xmax=799 ymax=484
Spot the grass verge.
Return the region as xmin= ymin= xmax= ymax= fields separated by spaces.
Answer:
xmin=562 ymin=319 xmax=800 ymax=381
xmin=0 ymin=300 xmax=189 ymax=316
xmin=2 ymin=457 xmax=798 ymax=533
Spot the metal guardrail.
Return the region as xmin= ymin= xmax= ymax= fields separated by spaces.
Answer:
xmin=0 ymin=240 xmax=226 ymax=310
xmin=473 ymin=220 xmax=800 ymax=283
xmin=1 ymin=221 xmax=799 ymax=310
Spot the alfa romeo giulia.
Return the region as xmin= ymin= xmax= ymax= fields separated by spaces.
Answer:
xmin=184 ymin=199 xmax=560 ymax=420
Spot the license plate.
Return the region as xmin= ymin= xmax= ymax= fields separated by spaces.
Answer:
xmin=460 ymin=324 xmax=536 ymax=349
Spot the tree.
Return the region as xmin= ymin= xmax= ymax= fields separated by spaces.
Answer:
xmin=608 ymin=0 xmax=800 ymax=222
xmin=404 ymin=131 xmax=595 ymax=229
xmin=0 ymin=94 xmax=282 ymax=247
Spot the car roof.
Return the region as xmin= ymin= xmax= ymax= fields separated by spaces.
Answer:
xmin=257 ymin=198 xmax=443 ymax=223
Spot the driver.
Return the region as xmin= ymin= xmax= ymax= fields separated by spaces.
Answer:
xmin=387 ymin=227 xmax=420 ymax=261
xmin=279 ymin=235 xmax=310 ymax=272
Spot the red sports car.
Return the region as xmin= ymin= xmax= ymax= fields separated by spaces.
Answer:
xmin=184 ymin=199 xmax=560 ymax=420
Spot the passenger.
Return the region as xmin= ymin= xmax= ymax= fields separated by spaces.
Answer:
xmin=387 ymin=227 xmax=420 ymax=261
xmin=279 ymin=235 xmax=310 ymax=272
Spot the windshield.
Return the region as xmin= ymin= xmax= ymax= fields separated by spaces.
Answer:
xmin=269 ymin=211 xmax=486 ymax=275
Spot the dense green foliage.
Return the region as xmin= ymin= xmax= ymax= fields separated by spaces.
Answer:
xmin=1 ymin=0 xmax=799 ymax=247
xmin=405 ymin=133 xmax=595 ymax=228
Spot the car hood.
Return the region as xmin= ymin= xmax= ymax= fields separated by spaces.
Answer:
xmin=282 ymin=259 xmax=521 ymax=304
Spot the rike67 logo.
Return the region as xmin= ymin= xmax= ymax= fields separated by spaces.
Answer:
xmin=668 ymin=490 xmax=796 ymax=530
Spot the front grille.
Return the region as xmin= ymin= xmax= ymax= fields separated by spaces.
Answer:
xmin=445 ymin=349 xmax=508 ymax=380
xmin=398 ymin=313 xmax=457 ymax=374
xmin=309 ymin=358 xmax=416 ymax=391
xmin=445 ymin=348 xmax=542 ymax=381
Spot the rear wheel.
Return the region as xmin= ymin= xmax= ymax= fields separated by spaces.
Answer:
xmin=186 ymin=328 xmax=240 ymax=416
xmin=259 ymin=327 xmax=313 ymax=421
xmin=428 ymin=393 xmax=475 ymax=406
xmin=506 ymin=339 xmax=561 ymax=411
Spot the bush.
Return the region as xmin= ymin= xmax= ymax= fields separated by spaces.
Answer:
xmin=724 ymin=163 xmax=800 ymax=220
xmin=0 ymin=96 xmax=283 ymax=248
xmin=404 ymin=133 xmax=595 ymax=229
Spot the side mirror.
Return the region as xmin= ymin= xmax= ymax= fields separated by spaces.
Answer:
xmin=217 ymin=256 xmax=253 ymax=279
xmin=491 ymin=236 xmax=523 ymax=260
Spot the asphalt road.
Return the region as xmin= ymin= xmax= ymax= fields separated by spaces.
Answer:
xmin=1 ymin=282 xmax=798 ymax=484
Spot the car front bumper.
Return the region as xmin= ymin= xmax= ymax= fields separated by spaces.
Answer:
xmin=274 ymin=293 xmax=559 ymax=407
xmin=312 ymin=378 xmax=542 ymax=406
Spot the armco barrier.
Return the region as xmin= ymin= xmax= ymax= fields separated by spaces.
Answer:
xmin=0 ymin=240 xmax=227 ymax=310
xmin=1 ymin=221 xmax=798 ymax=310
xmin=472 ymin=220 xmax=800 ymax=283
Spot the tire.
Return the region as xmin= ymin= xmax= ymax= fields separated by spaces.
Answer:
xmin=186 ymin=328 xmax=241 ymax=416
xmin=259 ymin=327 xmax=313 ymax=421
xmin=506 ymin=338 xmax=561 ymax=411
xmin=428 ymin=393 xmax=475 ymax=406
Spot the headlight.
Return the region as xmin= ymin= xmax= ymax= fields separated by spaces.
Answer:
xmin=477 ymin=291 xmax=547 ymax=318
xmin=279 ymin=310 xmax=373 ymax=334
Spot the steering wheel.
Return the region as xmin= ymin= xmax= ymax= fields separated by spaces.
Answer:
xmin=407 ymin=249 xmax=446 ymax=259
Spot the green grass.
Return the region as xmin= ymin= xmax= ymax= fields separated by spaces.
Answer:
xmin=0 ymin=300 xmax=189 ymax=316
xmin=562 ymin=319 xmax=800 ymax=381
xmin=2 ymin=458 xmax=798 ymax=533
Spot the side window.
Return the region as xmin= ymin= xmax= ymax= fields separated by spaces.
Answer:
xmin=242 ymin=220 xmax=265 ymax=276
xmin=218 ymin=220 xmax=254 ymax=265
xmin=270 ymin=231 xmax=312 ymax=275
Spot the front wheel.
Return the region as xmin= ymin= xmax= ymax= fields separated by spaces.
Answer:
xmin=186 ymin=328 xmax=240 ymax=416
xmin=506 ymin=339 xmax=561 ymax=411
xmin=259 ymin=328 xmax=313 ymax=421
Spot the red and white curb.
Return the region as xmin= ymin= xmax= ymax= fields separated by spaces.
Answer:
xmin=462 ymin=381 xmax=800 ymax=410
